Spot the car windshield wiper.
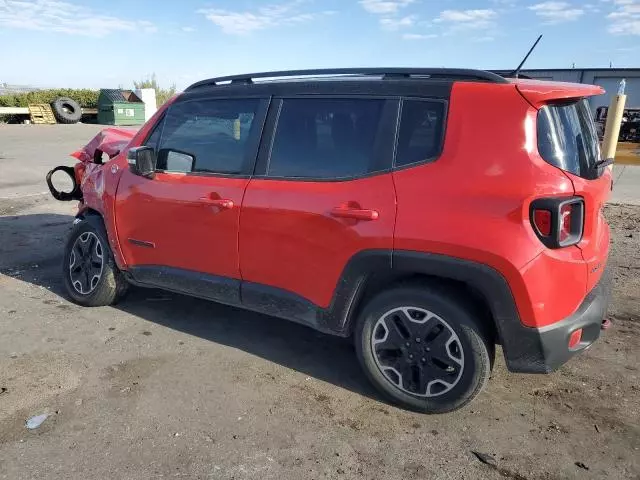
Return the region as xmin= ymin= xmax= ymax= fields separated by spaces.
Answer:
xmin=595 ymin=157 xmax=615 ymax=168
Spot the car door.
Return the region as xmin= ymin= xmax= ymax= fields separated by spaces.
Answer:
xmin=116 ymin=96 xmax=268 ymax=303
xmin=239 ymin=96 xmax=397 ymax=314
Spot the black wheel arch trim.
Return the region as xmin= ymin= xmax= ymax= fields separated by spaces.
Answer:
xmin=315 ymin=249 xmax=520 ymax=339
xmin=247 ymin=248 xmax=538 ymax=373
xmin=389 ymin=251 xmax=529 ymax=372
xmin=77 ymin=209 xmax=106 ymax=230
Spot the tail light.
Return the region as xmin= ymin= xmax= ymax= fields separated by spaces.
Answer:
xmin=530 ymin=197 xmax=584 ymax=248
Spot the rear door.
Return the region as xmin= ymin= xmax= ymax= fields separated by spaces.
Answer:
xmin=115 ymin=97 xmax=268 ymax=301
xmin=239 ymin=96 xmax=398 ymax=311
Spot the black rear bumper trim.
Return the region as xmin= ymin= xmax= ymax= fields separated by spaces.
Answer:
xmin=504 ymin=267 xmax=611 ymax=374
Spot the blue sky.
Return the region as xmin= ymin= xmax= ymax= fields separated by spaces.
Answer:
xmin=1 ymin=0 xmax=639 ymax=90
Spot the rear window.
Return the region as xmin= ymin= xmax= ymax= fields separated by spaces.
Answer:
xmin=268 ymin=98 xmax=385 ymax=179
xmin=537 ymin=99 xmax=601 ymax=178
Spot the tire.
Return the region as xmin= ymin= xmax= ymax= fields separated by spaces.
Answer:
xmin=355 ymin=285 xmax=494 ymax=414
xmin=62 ymin=218 xmax=128 ymax=306
xmin=51 ymin=97 xmax=82 ymax=124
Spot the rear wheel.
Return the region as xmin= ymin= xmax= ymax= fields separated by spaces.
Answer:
xmin=62 ymin=218 xmax=128 ymax=306
xmin=355 ymin=285 xmax=493 ymax=413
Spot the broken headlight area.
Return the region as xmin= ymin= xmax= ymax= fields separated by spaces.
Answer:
xmin=46 ymin=165 xmax=83 ymax=201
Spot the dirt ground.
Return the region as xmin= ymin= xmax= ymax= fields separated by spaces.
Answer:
xmin=0 ymin=126 xmax=639 ymax=480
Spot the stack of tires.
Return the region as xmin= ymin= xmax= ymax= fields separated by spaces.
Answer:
xmin=50 ymin=97 xmax=82 ymax=124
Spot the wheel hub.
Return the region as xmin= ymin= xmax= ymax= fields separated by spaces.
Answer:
xmin=69 ymin=231 xmax=104 ymax=295
xmin=371 ymin=306 xmax=464 ymax=398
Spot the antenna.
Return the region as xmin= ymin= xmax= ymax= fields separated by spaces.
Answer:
xmin=512 ymin=35 xmax=543 ymax=78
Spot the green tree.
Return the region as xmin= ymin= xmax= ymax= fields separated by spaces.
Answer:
xmin=133 ymin=74 xmax=176 ymax=107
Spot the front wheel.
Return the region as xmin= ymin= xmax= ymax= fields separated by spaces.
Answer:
xmin=355 ymin=285 xmax=493 ymax=414
xmin=62 ymin=218 xmax=128 ymax=306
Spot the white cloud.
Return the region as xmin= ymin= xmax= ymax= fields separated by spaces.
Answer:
xmin=609 ymin=21 xmax=640 ymax=34
xmin=402 ymin=33 xmax=437 ymax=40
xmin=473 ymin=35 xmax=496 ymax=42
xmin=359 ymin=0 xmax=420 ymax=36
xmin=606 ymin=0 xmax=640 ymax=33
xmin=0 ymin=0 xmax=156 ymax=37
xmin=139 ymin=20 xmax=158 ymax=34
xmin=380 ymin=15 xmax=416 ymax=31
xmin=198 ymin=1 xmax=331 ymax=35
xmin=434 ymin=9 xmax=497 ymax=29
xmin=359 ymin=0 xmax=415 ymax=14
xmin=182 ymin=26 xmax=196 ymax=33
xmin=528 ymin=2 xmax=584 ymax=23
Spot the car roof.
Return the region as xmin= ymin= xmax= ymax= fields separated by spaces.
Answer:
xmin=181 ymin=68 xmax=605 ymax=107
xmin=185 ymin=68 xmax=509 ymax=91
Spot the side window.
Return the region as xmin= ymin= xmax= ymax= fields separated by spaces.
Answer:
xmin=268 ymin=98 xmax=385 ymax=179
xmin=395 ymin=100 xmax=446 ymax=168
xmin=157 ymin=98 xmax=260 ymax=174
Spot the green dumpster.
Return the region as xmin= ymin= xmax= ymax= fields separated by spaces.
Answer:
xmin=97 ymin=89 xmax=146 ymax=125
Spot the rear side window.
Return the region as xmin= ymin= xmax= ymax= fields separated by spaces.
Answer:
xmin=268 ymin=98 xmax=385 ymax=179
xmin=158 ymin=99 xmax=259 ymax=174
xmin=395 ymin=99 xmax=446 ymax=167
xmin=537 ymin=99 xmax=601 ymax=178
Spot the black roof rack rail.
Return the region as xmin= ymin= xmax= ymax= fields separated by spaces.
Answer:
xmin=185 ymin=68 xmax=509 ymax=91
xmin=491 ymin=70 xmax=532 ymax=79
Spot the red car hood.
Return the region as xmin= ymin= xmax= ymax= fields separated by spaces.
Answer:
xmin=71 ymin=127 xmax=138 ymax=163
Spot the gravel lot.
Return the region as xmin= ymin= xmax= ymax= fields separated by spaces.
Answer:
xmin=1 ymin=125 xmax=639 ymax=480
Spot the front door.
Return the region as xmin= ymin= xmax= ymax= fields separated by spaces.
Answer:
xmin=116 ymin=96 xmax=268 ymax=302
xmin=239 ymin=97 xmax=398 ymax=310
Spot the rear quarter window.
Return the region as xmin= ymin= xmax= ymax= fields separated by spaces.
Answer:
xmin=395 ymin=99 xmax=446 ymax=168
xmin=537 ymin=99 xmax=601 ymax=178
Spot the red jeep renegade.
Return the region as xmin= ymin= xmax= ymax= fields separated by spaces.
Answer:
xmin=49 ymin=68 xmax=612 ymax=413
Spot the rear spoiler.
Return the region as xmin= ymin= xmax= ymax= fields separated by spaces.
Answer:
xmin=510 ymin=79 xmax=605 ymax=109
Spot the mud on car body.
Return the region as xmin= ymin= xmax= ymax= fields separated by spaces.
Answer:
xmin=47 ymin=68 xmax=612 ymax=413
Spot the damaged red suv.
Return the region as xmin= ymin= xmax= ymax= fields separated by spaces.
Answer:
xmin=48 ymin=68 xmax=612 ymax=413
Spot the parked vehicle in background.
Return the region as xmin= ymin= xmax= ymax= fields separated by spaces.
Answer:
xmin=47 ymin=68 xmax=612 ymax=413
xmin=595 ymin=105 xmax=640 ymax=141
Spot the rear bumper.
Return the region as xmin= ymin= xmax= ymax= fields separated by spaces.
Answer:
xmin=503 ymin=267 xmax=611 ymax=374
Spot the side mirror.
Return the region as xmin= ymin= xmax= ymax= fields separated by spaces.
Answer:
xmin=127 ymin=146 xmax=156 ymax=178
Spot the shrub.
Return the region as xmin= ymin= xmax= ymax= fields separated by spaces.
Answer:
xmin=0 ymin=89 xmax=99 ymax=108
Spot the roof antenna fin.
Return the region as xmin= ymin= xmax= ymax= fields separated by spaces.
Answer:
xmin=512 ymin=35 xmax=543 ymax=78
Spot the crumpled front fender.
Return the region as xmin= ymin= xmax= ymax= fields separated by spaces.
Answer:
xmin=46 ymin=127 xmax=137 ymax=205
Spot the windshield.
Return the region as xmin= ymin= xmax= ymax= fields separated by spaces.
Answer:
xmin=537 ymin=99 xmax=602 ymax=179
